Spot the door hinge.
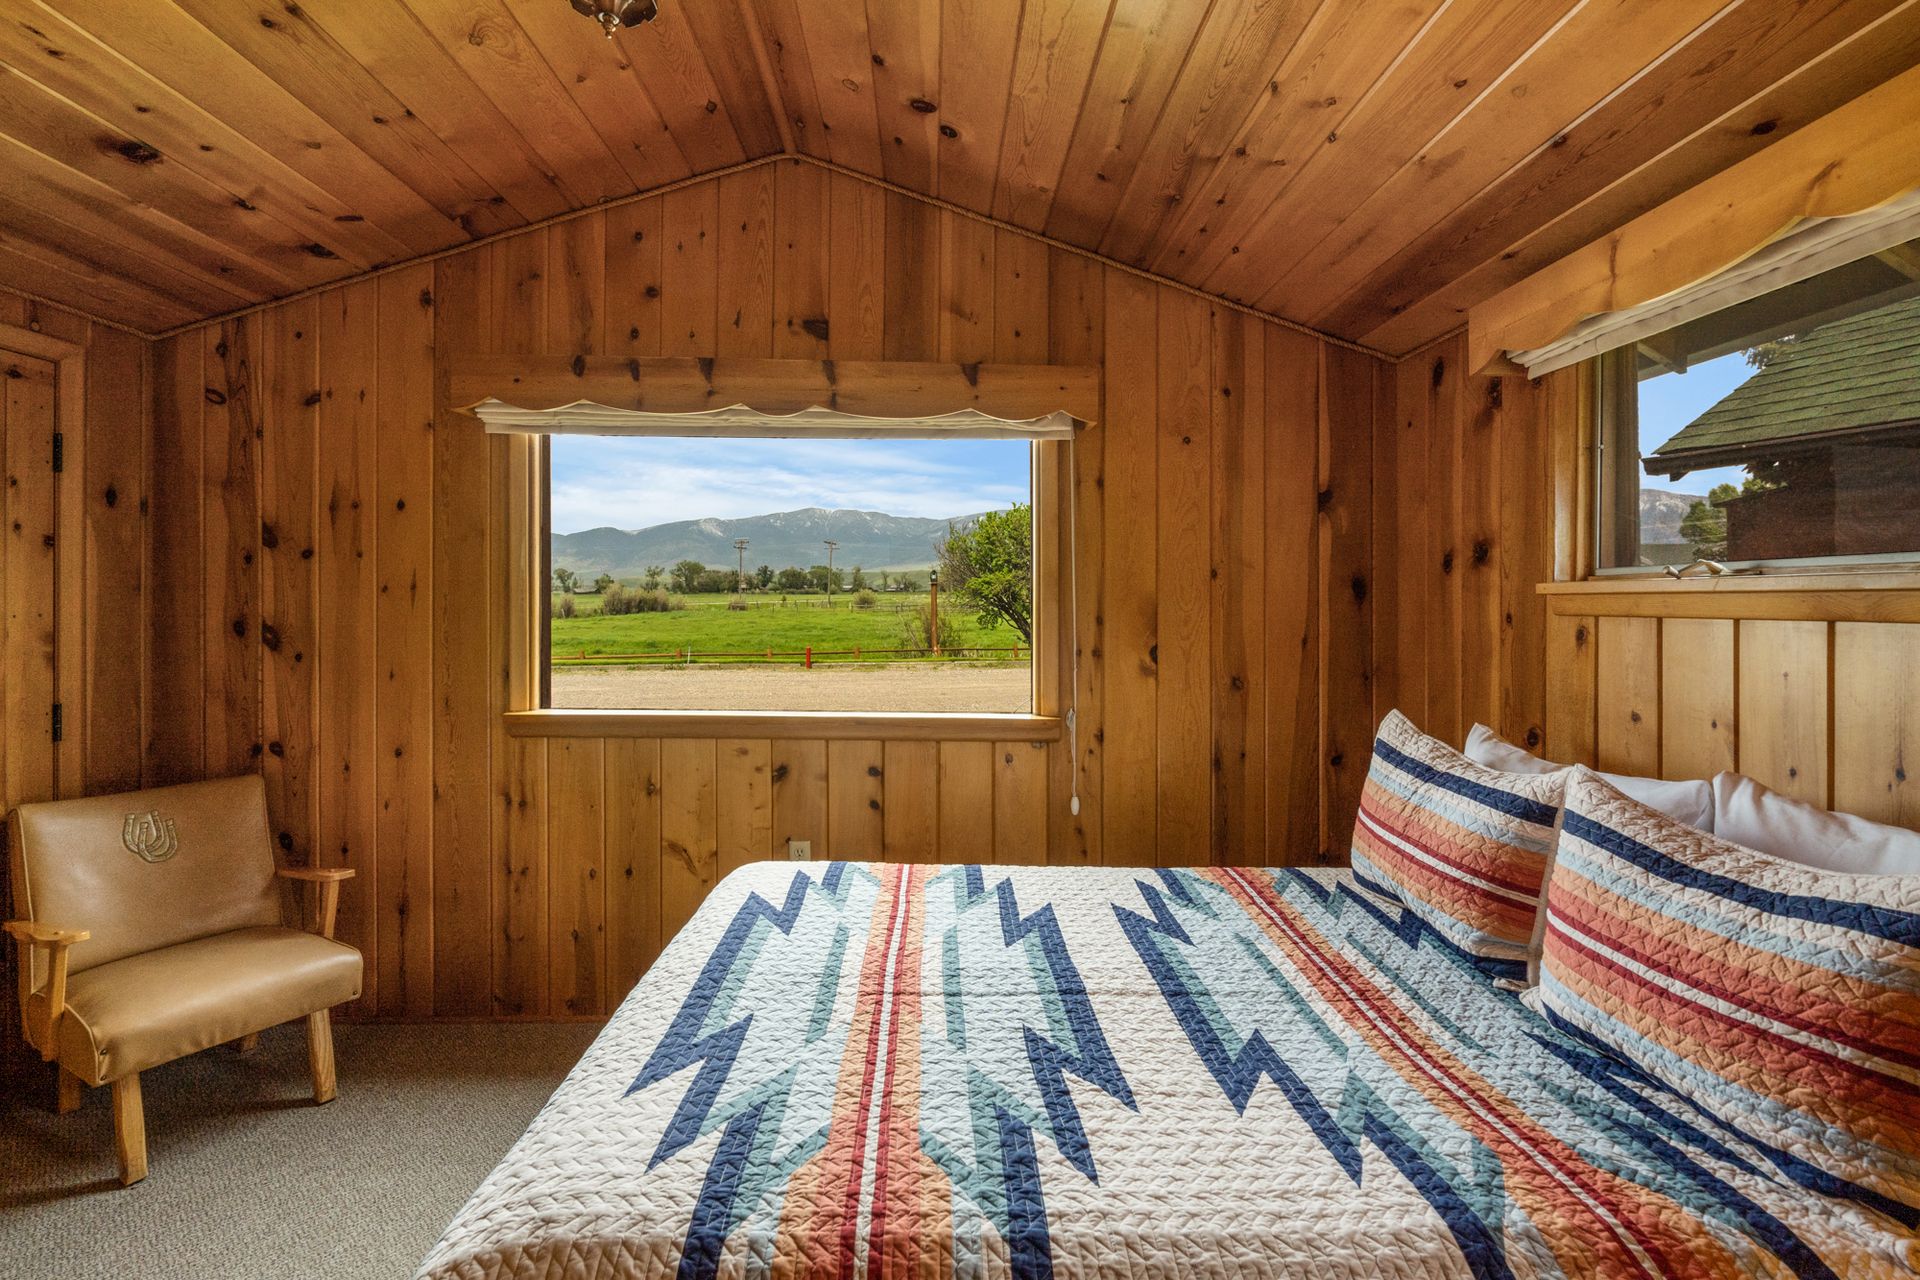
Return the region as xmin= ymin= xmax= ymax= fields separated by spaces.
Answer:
xmin=51 ymin=703 xmax=62 ymax=743
xmin=51 ymin=432 xmax=63 ymax=473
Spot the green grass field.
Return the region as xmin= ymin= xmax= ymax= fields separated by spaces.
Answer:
xmin=549 ymin=590 xmax=1019 ymax=663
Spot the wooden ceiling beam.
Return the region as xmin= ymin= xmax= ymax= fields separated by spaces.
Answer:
xmin=448 ymin=353 xmax=1102 ymax=423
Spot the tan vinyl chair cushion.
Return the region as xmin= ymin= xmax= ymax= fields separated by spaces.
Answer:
xmin=33 ymin=926 xmax=362 ymax=1085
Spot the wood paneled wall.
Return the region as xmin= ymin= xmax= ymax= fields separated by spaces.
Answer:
xmin=141 ymin=163 xmax=1390 ymax=1020
xmin=1368 ymin=330 xmax=1582 ymax=759
xmin=1542 ymin=599 xmax=1920 ymax=829
xmin=1369 ymin=329 xmax=1920 ymax=839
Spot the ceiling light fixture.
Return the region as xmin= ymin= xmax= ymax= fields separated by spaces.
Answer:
xmin=570 ymin=0 xmax=660 ymax=39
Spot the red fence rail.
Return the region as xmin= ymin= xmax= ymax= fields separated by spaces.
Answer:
xmin=551 ymin=645 xmax=1026 ymax=668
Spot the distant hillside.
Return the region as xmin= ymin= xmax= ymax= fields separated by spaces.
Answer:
xmin=1640 ymin=488 xmax=1700 ymax=544
xmin=551 ymin=507 xmax=988 ymax=580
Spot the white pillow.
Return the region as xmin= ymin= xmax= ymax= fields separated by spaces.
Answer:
xmin=1711 ymin=772 xmax=1920 ymax=874
xmin=1463 ymin=723 xmax=1714 ymax=833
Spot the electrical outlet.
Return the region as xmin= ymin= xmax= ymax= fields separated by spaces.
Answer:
xmin=787 ymin=839 xmax=812 ymax=861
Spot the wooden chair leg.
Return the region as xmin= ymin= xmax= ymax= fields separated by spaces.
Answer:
xmin=233 ymin=1032 xmax=260 ymax=1053
xmin=56 ymin=1067 xmax=84 ymax=1115
xmin=112 ymin=1074 xmax=146 ymax=1186
xmin=306 ymin=1009 xmax=336 ymax=1105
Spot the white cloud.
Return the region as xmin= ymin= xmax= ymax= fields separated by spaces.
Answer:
xmin=548 ymin=437 xmax=1031 ymax=532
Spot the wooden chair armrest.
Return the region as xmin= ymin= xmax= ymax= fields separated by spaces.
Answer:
xmin=276 ymin=867 xmax=351 ymax=939
xmin=4 ymin=920 xmax=88 ymax=1062
xmin=3 ymin=920 xmax=90 ymax=946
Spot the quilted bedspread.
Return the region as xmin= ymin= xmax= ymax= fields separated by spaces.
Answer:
xmin=416 ymin=862 xmax=1918 ymax=1279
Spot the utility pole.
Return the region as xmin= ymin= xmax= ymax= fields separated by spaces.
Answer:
xmin=928 ymin=567 xmax=941 ymax=657
xmin=733 ymin=538 xmax=750 ymax=592
xmin=823 ymin=540 xmax=839 ymax=606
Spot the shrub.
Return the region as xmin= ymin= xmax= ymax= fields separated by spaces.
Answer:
xmin=899 ymin=604 xmax=961 ymax=654
xmin=726 ymin=595 xmax=748 ymax=611
xmin=853 ymin=589 xmax=877 ymax=611
xmin=602 ymin=585 xmax=680 ymax=615
xmin=555 ymin=594 xmax=576 ymax=619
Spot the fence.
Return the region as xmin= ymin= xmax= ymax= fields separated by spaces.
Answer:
xmin=550 ymin=644 xmax=1026 ymax=669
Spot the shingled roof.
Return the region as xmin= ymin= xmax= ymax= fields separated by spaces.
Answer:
xmin=1647 ymin=292 xmax=1920 ymax=476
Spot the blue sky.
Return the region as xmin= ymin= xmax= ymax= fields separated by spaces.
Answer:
xmin=550 ymin=436 xmax=1033 ymax=533
xmin=1637 ymin=350 xmax=1756 ymax=495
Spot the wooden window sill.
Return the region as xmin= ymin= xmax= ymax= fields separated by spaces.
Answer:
xmin=503 ymin=709 xmax=1063 ymax=741
xmin=1536 ymin=571 xmax=1920 ymax=623
xmin=1538 ymin=567 xmax=1920 ymax=596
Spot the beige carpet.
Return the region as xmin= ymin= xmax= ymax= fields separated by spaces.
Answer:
xmin=0 ymin=1020 xmax=599 ymax=1280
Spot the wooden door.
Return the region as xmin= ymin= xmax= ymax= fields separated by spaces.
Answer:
xmin=1 ymin=348 xmax=58 ymax=1083
xmin=1 ymin=350 xmax=58 ymax=811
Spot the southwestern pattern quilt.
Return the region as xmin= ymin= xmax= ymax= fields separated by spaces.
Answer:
xmin=416 ymin=862 xmax=1918 ymax=1279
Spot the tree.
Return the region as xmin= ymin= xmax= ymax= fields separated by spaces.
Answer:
xmin=877 ymin=570 xmax=891 ymax=591
xmin=1745 ymin=336 xmax=1801 ymax=369
xmin=642 ymin=565 xmax=665 ymax=591
xmin=1678 ymin=481 xmax=1741 ymax=560
xmin=806 ymin=564 xmax=843 ymax=593
xmin=936 ymin=504 xmax=1032 ymax=643
xmin=552 ymin=566 xmax=577 ymax=594
xmin=756 ymin=564 xmax=774 ymax=590
xmin=671 ymin=559 xmax=706 ymax=593
xmin=592 ymin=572 xmax=615 ymax=594
xmin=850 ymin=565 xmax=867 ymax=591
xmin=776 ymin=566 xmax=809 ymax=592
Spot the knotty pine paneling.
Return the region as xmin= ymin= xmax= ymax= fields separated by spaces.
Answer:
xmin=1545 ymin=611 xmax=1920 ymax=834
xmin=1371 ymin=331 xmax=1574 ymax=762
xmin=138 ymin=166 xmax=1389 ymax=1021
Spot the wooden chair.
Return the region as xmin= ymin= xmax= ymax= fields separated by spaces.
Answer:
xmin=4 ymin=775 xmax=362 ymax=1185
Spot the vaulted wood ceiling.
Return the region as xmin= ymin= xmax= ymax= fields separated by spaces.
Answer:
xmin=3 ymin=0 xmax=1917 ymax=351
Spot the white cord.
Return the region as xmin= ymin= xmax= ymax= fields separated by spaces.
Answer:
xmin=1066 ymin=436 xmax=1081 ymax=817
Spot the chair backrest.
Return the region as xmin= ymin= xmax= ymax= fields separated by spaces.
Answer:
xmin=8 ymin=774 xmax=282 ymax=978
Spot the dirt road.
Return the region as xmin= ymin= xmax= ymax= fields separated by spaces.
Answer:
xmin=551 ymin=663 xmax=1031 ymax=712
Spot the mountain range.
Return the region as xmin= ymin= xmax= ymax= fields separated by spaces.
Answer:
xmin=1639 ymin=487 xmax=1703 ymax=545
xmin=550 ymin=507 xmax=986 ymax=580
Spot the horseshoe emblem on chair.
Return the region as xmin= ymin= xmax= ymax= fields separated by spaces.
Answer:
xmin=122 ymin=811 xmax=179 ymax=864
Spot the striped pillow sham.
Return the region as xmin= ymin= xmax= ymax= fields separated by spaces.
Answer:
xmin=1349 ymin=710 xmax=1565 ymax=960
xmin=1530 ymin=768 xmax=1920 ymax=1220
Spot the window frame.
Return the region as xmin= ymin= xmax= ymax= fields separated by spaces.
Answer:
xmin=1590 ymin=308 xmax=1920 ymax=581
xmin=513 ymin=433 xmax=1069 ymax=741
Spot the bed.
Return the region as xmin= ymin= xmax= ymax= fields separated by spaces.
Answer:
xmin=416 ymin=861 xmax=1916 ymax=1279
